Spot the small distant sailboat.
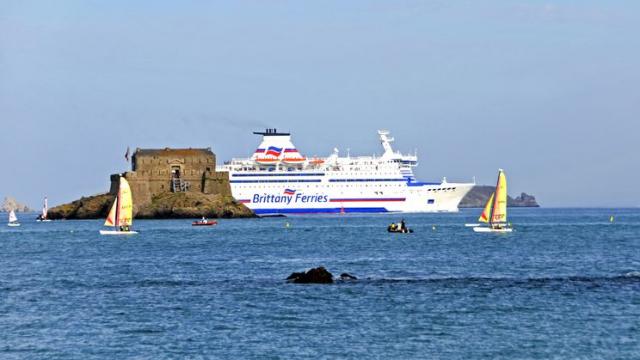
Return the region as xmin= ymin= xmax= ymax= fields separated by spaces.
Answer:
xmin=8 ymin=210 xmax=20 ymax=227
xmin=100 ymin=176 xmax=137 ymax=235
xmin=36 ymin=196 xmax=52 ymax=222
xmin=473 ymin=169 xmax=512 ymax=233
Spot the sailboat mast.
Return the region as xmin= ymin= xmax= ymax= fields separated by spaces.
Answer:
xmin=489 ymin=170 xmax=501 ymax=226
xmin=115 ymin=182 xmax=121 ymax=229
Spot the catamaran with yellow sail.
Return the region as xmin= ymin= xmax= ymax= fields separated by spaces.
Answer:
xmin=473 ymin=169 xmax=512 ymax=233
xmin=100 ymin=176 xmax=137 ymax=235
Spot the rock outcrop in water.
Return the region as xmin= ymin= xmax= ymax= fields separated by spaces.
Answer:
xmin=287 ymin=267 xmax=334 ymax=284
xmin=339 ymin=273 xmax=358 ymax=281
xmin=459 ymin=186 xmax=540 ymax=208
xmin=48 ymin=192 xmax=253 ymax=220
xmin=1 ymin=197 xmax=32 ymax=213
xmin=47 ymin=194 xmax=113 ymax=219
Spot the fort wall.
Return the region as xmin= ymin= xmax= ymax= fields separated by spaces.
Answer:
xmin=110 ymin=148 xmax=233 ymax=209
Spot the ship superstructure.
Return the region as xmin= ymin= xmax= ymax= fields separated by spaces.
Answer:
xmin=217 ymin=129 xmax=474 ymax=215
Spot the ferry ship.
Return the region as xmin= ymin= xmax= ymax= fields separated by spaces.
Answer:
xmin=218 ymin=129 xmax=474 ymax=215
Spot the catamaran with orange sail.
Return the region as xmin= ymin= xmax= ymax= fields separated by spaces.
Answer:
xmin=473 ymin=169 xmax=512 ymax=233
xmin=100 ymin=176 xmax=137 ymax=235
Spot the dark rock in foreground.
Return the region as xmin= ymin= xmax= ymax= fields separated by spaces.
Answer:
xmin=287 ymin=267 xmax=334 ymax=284
xmin=459 ymin=186 xmax=540 ymax=208
xmin=339 ymin=273 xmax=358 ymax=281
xmin=48 ymin=192 xmax=254 ymax=220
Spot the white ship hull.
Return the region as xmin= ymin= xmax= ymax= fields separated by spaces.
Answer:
xmin=220 ymin=129 xmax=474 ymax=216
xmin=229 ymin=175 xmax=473 ymax=215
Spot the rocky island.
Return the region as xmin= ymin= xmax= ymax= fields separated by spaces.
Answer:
xmin=48 ymin=148 xmax=253 ymax=220
xmin=459 ymin=185 xmax=539 ymax=208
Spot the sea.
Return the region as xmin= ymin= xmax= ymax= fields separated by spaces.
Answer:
xmin=1 ymin=208 xmax=639 ymax=359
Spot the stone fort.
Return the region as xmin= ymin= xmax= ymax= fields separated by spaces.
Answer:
xmin=110 ymin=147 xmax=231 ymax=206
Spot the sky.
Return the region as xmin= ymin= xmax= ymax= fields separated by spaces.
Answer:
xmin=1 ymin=0 xmax=639 ymax=208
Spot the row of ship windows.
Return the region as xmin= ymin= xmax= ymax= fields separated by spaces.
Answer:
xmin=237 ymin=170 xmax=401 ymax=176
xmin=235 ymin=184 xmax=457 ymax=191
xmin=236 ymin=184 xmax=404 ymax=188
xmin=239 ymin=163 xmax=400 ymax=169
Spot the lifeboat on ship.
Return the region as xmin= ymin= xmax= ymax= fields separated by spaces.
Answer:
xmin=309 ymin=157 xmax=325 ymax=165
xmin=281 ymin=148 xmax=306 ymax=164
xmin=254 ymin=157 xmax=280 ymax=165
xmin=282 ymin=157 xmax=306 ymax=164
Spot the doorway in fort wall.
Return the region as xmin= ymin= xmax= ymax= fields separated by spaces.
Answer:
xmin=171 ymin=165 xmax=181 ymax=179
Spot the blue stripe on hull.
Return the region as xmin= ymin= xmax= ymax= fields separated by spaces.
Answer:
xmin=253 ymin=207 xmax=389 ymax=215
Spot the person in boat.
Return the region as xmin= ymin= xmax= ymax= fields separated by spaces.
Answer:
xmin=388 ymin=221 xmax=412 ymax=233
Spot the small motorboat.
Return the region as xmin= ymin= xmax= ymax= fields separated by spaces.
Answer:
xmin=388 ymin=227 xmax=413 ymax=233
xmin=192 ymin=218 xmax=217 ymax=226
xmin=387 ymin=221 xmax=413 ymax=233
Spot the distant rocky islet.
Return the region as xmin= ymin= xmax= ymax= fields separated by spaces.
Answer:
xmin=459 ymin=185 xmax=539 ymax=208
xmin=1 ymin=197 xmax=32 ymax=213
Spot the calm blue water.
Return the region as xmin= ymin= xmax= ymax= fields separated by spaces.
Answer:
xmin=1 ymin=208 xmax=639 ymax=359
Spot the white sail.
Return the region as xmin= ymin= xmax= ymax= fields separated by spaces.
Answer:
xmin=8 ymin=210 xmax=18 ymax=223
xmin=42 ymin=197 xmax=48 ymax=219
